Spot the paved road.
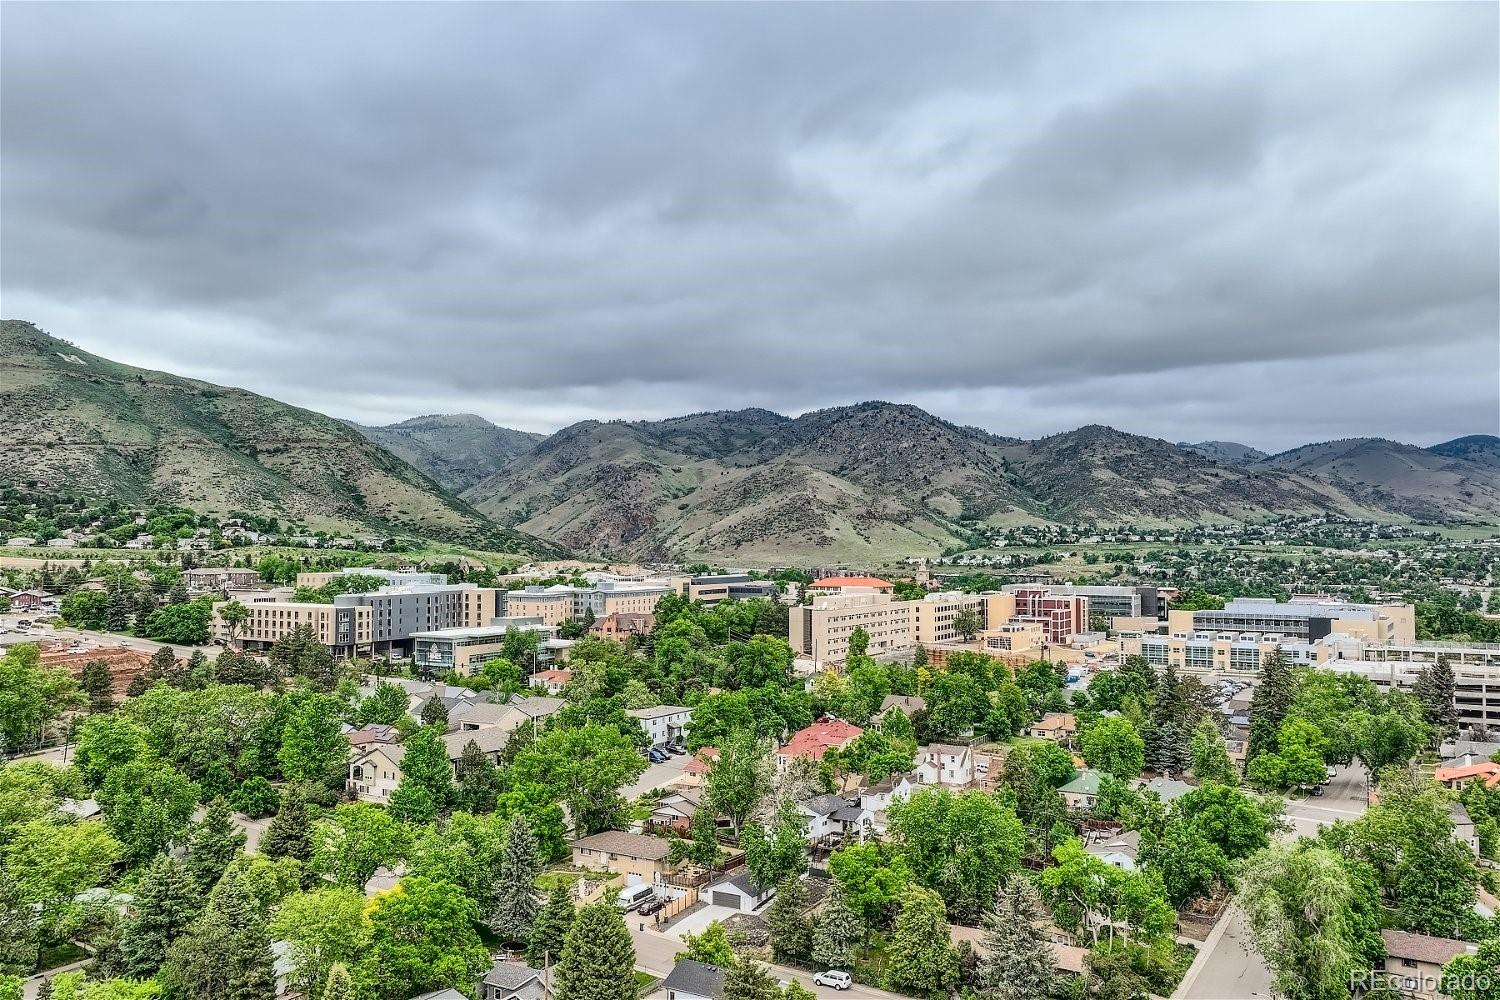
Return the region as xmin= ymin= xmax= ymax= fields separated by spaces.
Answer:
xmin=1174 ymin=764 xmax=1371 ymax=999
xmin=625 ymin=753 xmax=694 ymax=800
xmin=628 ymin=922 xmax=906 ymax=999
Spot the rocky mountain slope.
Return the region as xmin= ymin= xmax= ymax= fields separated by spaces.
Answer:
xmin=1178 ymin=440 xmax=1270 ymax=467
xmin=1428 ymin=435 xmax=1500 ymax=470
xmin=1256 ymin=438 xmax=1500 ymax=521
xmin=348 ymin=414 xmax=543 ymax=492
xmin=0 ymin=321 xmax=555 ymax=554
xmin=463 ymin=403 xmax=1494 ymax=561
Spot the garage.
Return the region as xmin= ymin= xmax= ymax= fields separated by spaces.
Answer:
xmin=706 ymin=872 xmax=776 ymax=913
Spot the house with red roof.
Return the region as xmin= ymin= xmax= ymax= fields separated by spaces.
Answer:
xmin=808 ymin=576 xmax=894 ymax=597
xmin=776 ymin=719 xmax=863 ymax=772
xmin=1434 ymin=762 xmax=1500 ymax=789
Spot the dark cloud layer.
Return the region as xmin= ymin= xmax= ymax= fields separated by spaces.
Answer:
xmin=3 ymin=3 xmax=1496 ymax=451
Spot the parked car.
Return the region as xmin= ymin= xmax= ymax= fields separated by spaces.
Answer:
xmin=666 ymin=743 xmax=687 ymax=756
xmin=813 ymin=971 xmax=852 ymax=991
xmin=647 ymin=749 xmax=669 ymax=763
xmin=616 ymin=884 xmax=656 ymax=912
xmin=638 ymin=896 xmax=666 ymax=916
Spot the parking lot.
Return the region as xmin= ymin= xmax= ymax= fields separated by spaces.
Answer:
xmin=624 ymin=749 xmax=695 ymax=799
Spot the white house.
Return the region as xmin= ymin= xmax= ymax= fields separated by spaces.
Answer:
xmin=706 ymin=873 xmax=776 ymax=913
xmin=914 ymin=743 xmax=974 ymax=787
xmin=628 ymin=705 xmax=692 ymax=749
xmin=1084 ymin=830 xmax=1140 ymax=871
xmin=348 ymin=745 xmax=406 ymax=803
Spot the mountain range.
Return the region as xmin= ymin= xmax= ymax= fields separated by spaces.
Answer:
xmin=0 ymin=321 xmax=555 ymax=555
xmin=4 ymin=319 xmax=1497 ymax=563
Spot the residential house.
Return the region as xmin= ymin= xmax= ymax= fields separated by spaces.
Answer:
xmin=1452 ymin=802 xmax=1480 ymax=855
xmin=1085 ymin=830 xmax=1140 ymax=871
xmin=571 ymin=831 xmax=680 ymax=885
xmin=592 ymin=612 xmax=654 ymax=639
xmin=5 ymin=538 xmax=36 ymax=547
xmin=442 ymin=727 xmax=513 ymax=768
xmin=657 ymin=959 xmax=725 ymax=1000
xmin=348 ymin=745 xmax=406 ymax=803
xmin=681 ymin=748 xmax=718 ymax=787
xmin=532 ymin=668 xmax=573 ymax=695
xmin=776 ymin=719 xmax=862 ymax=772
xmin=629 ymin=705 xmax=692 ymax=750
xmin=1376 ymin=929 xmax=1476 ymax=999
xmin=879 ymin=694 xmax=926 ymax=718
xmin=480 ymin=960 xmax=549 ymax=1000
xmin=1029 ymin=713 xmax=1077 ymax=745
xmin=797 ymin=793 xmax=859 ymax=846
xmin=450 ymin=696 xmax=566 ymax=739
xmin=914 ymin=743 xmax=974 ymax=787
xmin=1434 ymin=762 xmax=1500 ymax=790
xmin=649 ymin=790 xmax=703 ymax=835
xmin=705 ymin=873 xmax=776 ymax=913
xmin=1059 ymin=769 xmax=1104 ymax=810
xmin=1137 ymin=777 xmax=1195 ymax=803
xmin=410 ymin=991 xmax=467 ymax=1000
xmin=345 ymin=723 xmax=400 ymax=750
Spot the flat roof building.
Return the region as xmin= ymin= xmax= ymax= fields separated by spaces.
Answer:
xmin=1168 ymin=596 xmax=1414 ymax=644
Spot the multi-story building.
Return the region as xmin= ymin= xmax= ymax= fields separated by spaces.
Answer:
xmin=806 ymin=576 xmax=894 ymax=597
xmin=410 ymin=619 xmax=565 ymax=676
xmin=912 ymin=592 xmax=1014 ymax=645
xmin=224 ymin=582 xmax=504 ymax=658
xmin=183 ymin=567 xmax=261 ymax=593
xmin=1167 ymin=596 xmax=1415 ymax=644
xmin=791 ymin=590 xmax=1017 ymax=667
xmin=1327 ymin=640 xmax=1500 ymax=732
xmin=295 ymin=567 xmax=447 ymax=589
xmin=502 ymin=579 xmax=673 ymax=625
xmin=1126 ymin=631 xmax=1325 ymax=673
xmin=1004 ymin=583 xmax=1162 ymax=622
xmin=1007 ymin=586 xmax=1090 ymax=643
xmin=628 ymin=705 xmax=693 ymax=749
xmin=677 ymin=573 xmax=781 ymax=605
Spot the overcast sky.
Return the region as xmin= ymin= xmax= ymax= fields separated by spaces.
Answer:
xmin=3 ymin=3 xmax=1496 ymax=452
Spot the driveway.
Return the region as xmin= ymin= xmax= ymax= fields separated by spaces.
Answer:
xmin=625 ymin=753 xmax=694 ymax=800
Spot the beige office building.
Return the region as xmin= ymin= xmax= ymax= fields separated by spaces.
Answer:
xmin=1166 ymin=596 xmax=1414 ymax=645
xmin=790 ymin=591 xmax=1013 ymax=667
xmin=503 ymin=580 xmax=672 ymax=625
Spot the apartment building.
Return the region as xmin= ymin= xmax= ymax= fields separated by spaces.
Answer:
xmin=1008 ymin=586 xmax=1089 ymax=643
xmin=1004 ymin=583 xmax=1162 ymax=621
xmin=1167 ymin=596 xmax=1415 ymax=644
xmin=628 ymin=704 xmax=693 ymax=749
xmin=502 ymin=578 xmax=673 ymax=625
xmin=236 ymin=600 xmax=374 ymax=656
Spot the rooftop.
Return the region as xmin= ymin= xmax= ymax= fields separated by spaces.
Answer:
xmin=572 ymin=830 xmax=673 ymax=861
xmin=811 ymin=576 xmax=893 ymax=589
xmin=1381 ymin=928 xmax=1475 ymax=966
xmin=659 ymin=959 xmax=725 ymax=1000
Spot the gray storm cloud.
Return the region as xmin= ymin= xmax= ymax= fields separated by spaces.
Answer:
xmin=2 ymin=2 xmax=1495 ymax=451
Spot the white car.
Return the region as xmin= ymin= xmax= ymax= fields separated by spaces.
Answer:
xmin=812 ymin=971 xmax=852 ymax=991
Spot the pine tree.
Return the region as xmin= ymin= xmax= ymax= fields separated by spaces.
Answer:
xmin=1415 ymin=656 xmax=1458 ymax=746
xmin=161 ymin=869 xmax=276 ymax=1000
xmin=553 ymin=901 xmax=637 ymax=1000
xmin=885 ymin=886 xmax=959 ymax=998
xmin=420 ymin=696 xmax=449 ymax=728
xmin=35 ymin=978 xmax=52 ymax=1000
xmin=184 ymin=649 xmax=214 ymax=690
xmin=767 ymin=875 xmax=811 ymax=963
xmin=185 ymin=798 xmax=246 ymax=893
xmin=810 ymin=881 xmax=862 ymax=970
xmin=1247 ymin=649 xmax=1294 ymax=761
xmin=0 ymin=870 xmax=38 ymax=978
xmin=974 ymin=874 xmax=1054 ymax=1000
xmin=146 ymin=646 xmax=177 ymax=683
xmin=722 ymin=959 xmax=780 ymax=1000
xmin=489 ymin=816 xmax=542 ymax=946
xmin=125 ymin=673 xmax=150 ymax=697
xmin=262 ymin=784 xmax=314 ymax=862
xmin=322 ymin=962 xmax=355 ymax=1000
xmin=528 ymin=882 xmax=578 ymax=968
xmin=454 ymin=740 xmax=502 ymax=814
xmin=80 ymin=659 xmax=114 ymax=714
xmin=118 ymin=855 xmax=203 ymax=978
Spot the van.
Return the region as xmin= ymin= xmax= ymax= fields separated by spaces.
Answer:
xmin=616 ymin=883 xmax=656 ymax=912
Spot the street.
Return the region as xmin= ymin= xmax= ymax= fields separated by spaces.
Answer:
xmin=1173 ymin=764 xmax=1371 ymax=999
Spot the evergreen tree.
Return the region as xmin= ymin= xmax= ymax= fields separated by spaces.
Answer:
xmin=125 ymin=673 xmax=150 ymax=698
xmin=722 ymin=959 xmax=780 ymax=1000
xmin=184 ymin=649 xmax=214 ymax=690
xmin=527 ymin=882 xmax=577 ymax=968
xmin=767 ymin=876 xmax=811 ymax=963
xmin=1414 ymin=656 xmax=1459 ymax=746
xmin=974 ymin=874 xmax=1054 ymax=1000
xmin=35 ymin=978 xmax=52 ymax=1000
xmin=489 ymin=816 xmax=542 ymax=946
xmin=262 ymin=784 xmax=314 ymax=862
xmin=553 ymin=901 xmax=637 ymax=1000
xmin=322 ymin=963 xmax=355 ymax=1000
xmin=161 ymin=869 xmax=276 ymax=1000
xmin=146 ymin=646 xmax=177 ymax=683
xmin=1247 ymin=649 xmax=1294 ymax=761
xmin=185 ymin=798 xmax=246 ymax=893
xmin=885 ymin=886 xmax=960 ymax=999
xmin=454 ymin=740 xmax=502 ymax=814
xmin=81 ymin=659 xmax=114 ymax=714
xmin=810 ymin=882 xmax=862 ymax=970
xmin=420 ymin=696 xmax=449 ymax=728
xmin=0 ymin=871 xmax=38 ymax=978
xmin=118 ymin=855 xmax=203 ymax=978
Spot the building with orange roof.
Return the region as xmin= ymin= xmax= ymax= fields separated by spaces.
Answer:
xmin=1434 ymin=762 xmax=1500 ymax=789
xmin=776 ymin=719 xmax=863 ymax=772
